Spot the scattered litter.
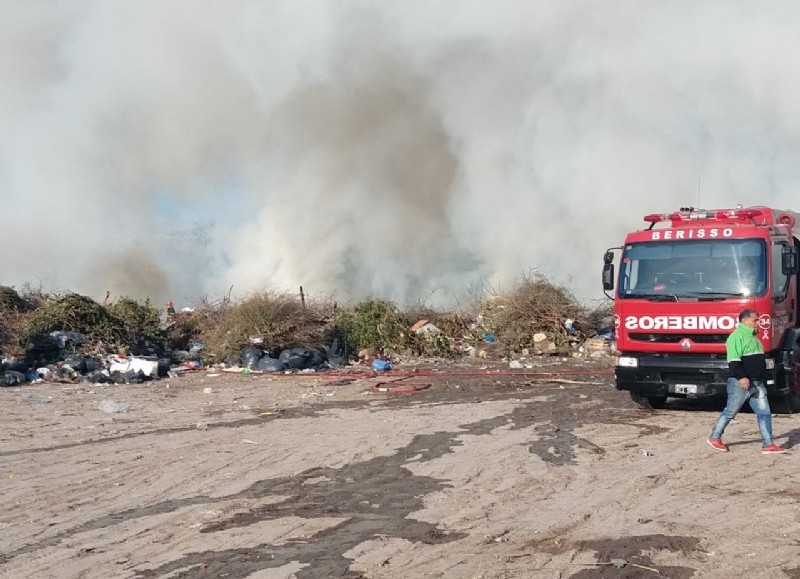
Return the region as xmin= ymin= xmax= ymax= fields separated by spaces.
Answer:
xmin=576 ymin=558 xmax=659 ymax=573
xmin=321 ymin=378 xmax=356 ymax=387
xmin=372 ymin=376 xmax=431 ymax=394
xmin=98 ymin=400 xmax=130 ymax=413
xmin=508 ymin=360 xmax=524 ymax=370
xmin=241 ymin=439 xmax=257 ymax=444
xmin=22 ymin=393 xmax=52 ymax=404
xmin=196 ymin=422 xmax=208 ymax=430
xmin=638 ymin=449 xmax=653 ymax=457
xmin=206 ymin=373 xmax=220 ymax=377
xmin=219 ymin=366 xmax=259 ymax=375
xmin=203 ymin=387 xmax=213 ymax=394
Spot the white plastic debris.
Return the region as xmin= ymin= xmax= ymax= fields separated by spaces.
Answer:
xmin=108 ymin=355 xmax=158 ymax=378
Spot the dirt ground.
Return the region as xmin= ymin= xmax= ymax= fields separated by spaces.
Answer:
xmin=1 ymin=357 xmax=799 ymax=579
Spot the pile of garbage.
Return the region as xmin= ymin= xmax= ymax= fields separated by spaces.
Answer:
xmin=403 ymin=314 xmax=616 ymax=363
xmin=0 ymin=332 xmax=166 ymax=386
xmin=0 ymin=279 xmax=618 ymax=388
xmin=1 ymin=330 xmax=173 ymax=386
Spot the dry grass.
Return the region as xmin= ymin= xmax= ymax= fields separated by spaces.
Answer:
xmin=0 ymin=285 xmax=46 ymax=356
xmin=476 ymin=272 xmax=587 ymax=355
xmin=0 ymin=312 xmax=27 ymax=357
xmin=192 ymin=291 xmax=333 ymax=362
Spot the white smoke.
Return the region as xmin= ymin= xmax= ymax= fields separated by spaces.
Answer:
xmin=2 ymin=1 xmax=799 ymax=307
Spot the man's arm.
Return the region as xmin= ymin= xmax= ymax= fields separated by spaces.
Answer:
xmin=727 ymin=333 xmax=749 ymax=388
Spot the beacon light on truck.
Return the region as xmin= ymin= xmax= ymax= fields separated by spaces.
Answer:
xmin=643 ymin=208 xmax=764 ymax=224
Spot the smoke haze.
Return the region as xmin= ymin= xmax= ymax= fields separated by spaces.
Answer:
xmin=2 ymin=1 xmax=799 ymax=307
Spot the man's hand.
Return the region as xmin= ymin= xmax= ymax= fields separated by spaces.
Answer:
xmin=738 ymin=377 xmax=750 ymax=389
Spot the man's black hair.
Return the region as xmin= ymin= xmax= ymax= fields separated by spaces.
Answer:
xmin=739 ymin=308 xmax=758 ymax=322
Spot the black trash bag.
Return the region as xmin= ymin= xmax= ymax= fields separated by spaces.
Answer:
xmin=157 ymin=358 xmax=171 ymax=377
xmin=2 ymin=370 xmax=27 ymax=386
xmin=63 ymin=356 xmax=101 ymax=374
xmin=109 ymin=370 xmax=141 ymax=384
xmin=279 ymin=348 xmax=314 ymax=370
xmin=7 ymin=360 xmax=29 ymax=374
xmin=82 ymin=357 xmax=101 ymax=373
xmin=308 ymin=348 xmax=327 ymax=368
xmin=82 ymin=370 xmax=112 ymax=384
xmin=112 ymin=370 xmax=147 ymax=384
xmin=241 ymin=347 xmax=264 ymax=369
xmin=256 ymin=356 xmax=285 ymax=372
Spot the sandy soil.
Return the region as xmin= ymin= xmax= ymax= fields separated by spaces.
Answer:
xmin=1 ymin=358 xmax=799 ymax=579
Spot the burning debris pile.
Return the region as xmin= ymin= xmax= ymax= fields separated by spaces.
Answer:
xmin=1 ymin=276 xmax=615 ymax=387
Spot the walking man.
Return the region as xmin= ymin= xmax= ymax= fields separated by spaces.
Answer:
xmin=708 ymin=308 xmax=787 ymax=454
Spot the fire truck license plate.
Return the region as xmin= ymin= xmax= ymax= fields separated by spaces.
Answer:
xmin=674 ymin=384 xmax=698 ymax=394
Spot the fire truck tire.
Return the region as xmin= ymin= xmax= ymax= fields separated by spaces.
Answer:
xmin=629 ymin=392 xmax=667 ymax=410
xmin=772 ymin=342 xmax=800 ymax=414
xmin=771 ymin=394 xmax=800 ymax=414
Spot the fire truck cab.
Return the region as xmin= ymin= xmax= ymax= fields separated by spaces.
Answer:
xmin=602 ymin=206 xmax=800 ymax=413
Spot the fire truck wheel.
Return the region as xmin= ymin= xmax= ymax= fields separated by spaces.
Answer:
xmin=772 ymin=343 xmax=800 ymax=414
xmin=629 ymin=392 xmax=667 ymax=410
xmin=771 ymin=394 xmax=800 ymax=414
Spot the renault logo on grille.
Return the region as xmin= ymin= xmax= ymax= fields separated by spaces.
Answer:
xmin=680 ymin=338 xmax=692 ymax=351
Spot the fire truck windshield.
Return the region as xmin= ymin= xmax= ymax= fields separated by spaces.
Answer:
xmin=619 ymin=239 xmax=767 ymax=299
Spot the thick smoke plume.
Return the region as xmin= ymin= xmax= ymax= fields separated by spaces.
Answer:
xmin=2 ymin=1 xmax=799 ymax=307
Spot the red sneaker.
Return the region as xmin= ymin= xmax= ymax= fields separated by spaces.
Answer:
xmin=707 ymin=438 xmax=728 ymax=452
xmin=761 ymin=444 xmax=787 ymax=454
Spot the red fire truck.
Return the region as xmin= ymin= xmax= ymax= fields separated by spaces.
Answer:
xmin=602 ymin=206 xmax=800 ymax=413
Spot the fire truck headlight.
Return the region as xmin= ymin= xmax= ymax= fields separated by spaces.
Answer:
xmin=616 ymin=356 xmax=638 ymax=368
xmin=765 ymin=358 xmax=775 ymax=370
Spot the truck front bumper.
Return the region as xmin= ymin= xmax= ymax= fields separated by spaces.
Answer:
xmin=615 ymin=354 xmax=779 ymax=398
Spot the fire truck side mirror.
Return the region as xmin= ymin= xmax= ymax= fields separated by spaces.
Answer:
xmin=782 ymin=246 xmax=799 ymax=275
xmin=602 ymin=263 xmax=615 ymax=291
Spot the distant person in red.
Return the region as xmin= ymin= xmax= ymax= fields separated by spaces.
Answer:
xmin=165 ymin=300 xmax=176 ymax=321
xmin=707 ymin=309 xmax=787 ymax=454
